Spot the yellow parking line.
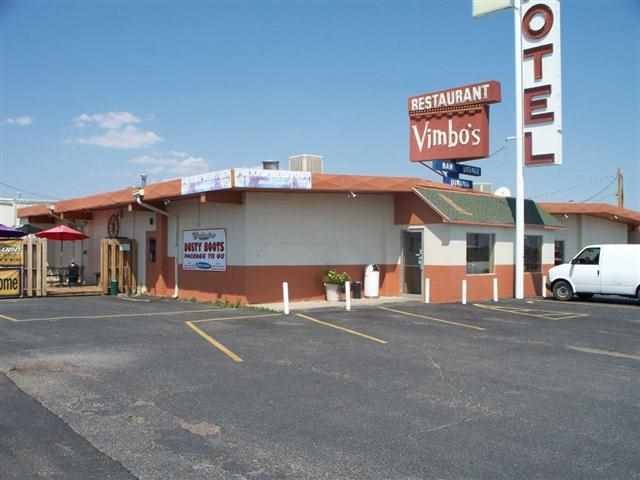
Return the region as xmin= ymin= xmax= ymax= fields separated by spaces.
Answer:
xmin=191 ymin=313 xmax=280 ymax=324
xmin=566 ymin=345 xmax=640 ymax=362
xmin=379 ymin=306 xmax=485 ymax=331
xmin=18 ymin=308 xmax=235 ymax=322
xmin=537 ymin=299 xmax=640 ymax=310
xmin=185 ymin=321 xmax=243 ymax=363
xmin=473 ymin=303 xmax=588 ymax=320
xmin=296 ymin=313 xmax=388 ymax=344
xmin=0 ymin=313 xmax=16 ymax=322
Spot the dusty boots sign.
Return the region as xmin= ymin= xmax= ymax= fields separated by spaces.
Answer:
xmin=408 ymin=81 xmax=501 ymax=162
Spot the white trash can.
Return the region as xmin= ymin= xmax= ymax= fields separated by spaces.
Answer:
xmin=364 ymin=264 xmax=380 ymax=298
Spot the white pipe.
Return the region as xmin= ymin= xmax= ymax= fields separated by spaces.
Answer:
xmin=135 ymin=196 xmax=179 ymax=298
xmin=462 ymin=279 xmax=467 ymax=305
xmin=282 ymin=281 xmax=290 ymax=315
xmin=493 ymin=277 xmax=499 ymax=302
xmin=345 ymin=281 xmax=351 ymax=312
xmin=542 ymin=275 xmax=547 ymax=298
xmin=514 ymin=0 xmax=525 ymax=299
xmin=424 ymin=277 xmax=430 ymax=304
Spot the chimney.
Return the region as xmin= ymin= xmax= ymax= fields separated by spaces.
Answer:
xmin=262 ymin=160 xmax=280 ymax=170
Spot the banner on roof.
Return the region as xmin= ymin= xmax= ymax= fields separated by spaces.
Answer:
xmin=181 ymin=170 xmax=232 ymax=195
xmin=233 ymin=168 xmax=312 ymax=190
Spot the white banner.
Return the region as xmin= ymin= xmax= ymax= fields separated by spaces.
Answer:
xmin=521 ymin=0 xmax=562 ymax=166
xmin=182 ymin=228 xmax=226 ymax=272
xmin=233 ymin=168 xmax=312 ymax=190
xmin=181 ymin=170 xmax=232 ymax=195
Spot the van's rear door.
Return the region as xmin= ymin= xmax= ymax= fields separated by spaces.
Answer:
xmin=599 ymin=245 xmax=637 ymax=295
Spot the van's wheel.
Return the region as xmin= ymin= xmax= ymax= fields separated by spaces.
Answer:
xmin=553 ymin=280 xmax=573 ymax=301
xmin=577 ymin=293 xmax=593 ymax=300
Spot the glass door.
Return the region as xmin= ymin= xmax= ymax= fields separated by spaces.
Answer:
xmin=402 ymin=230 xmax=423 ymax=295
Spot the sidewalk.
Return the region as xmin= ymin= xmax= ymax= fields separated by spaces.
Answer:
xmin=251 ymin=296 xmax=415 ymax=312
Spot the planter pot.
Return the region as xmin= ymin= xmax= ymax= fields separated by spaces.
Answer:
xmin=325 ymin=283 xmax=340 ymax=302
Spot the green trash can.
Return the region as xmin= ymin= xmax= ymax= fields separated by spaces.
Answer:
xmin=109 ymin=280 xmax=119 ymax=296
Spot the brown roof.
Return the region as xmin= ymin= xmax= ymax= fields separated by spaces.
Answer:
xmin=540 ymin=202 xmax=640 ymax=226
xmin=18 ymin=172 xmax=459 ymax=218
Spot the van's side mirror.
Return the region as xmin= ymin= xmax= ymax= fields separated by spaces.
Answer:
xmin=570 ymin=258 xmax=578 ymax=265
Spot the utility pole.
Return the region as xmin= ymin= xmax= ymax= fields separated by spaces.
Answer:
xmin=616 ymin=168 xmax=624 ymax=208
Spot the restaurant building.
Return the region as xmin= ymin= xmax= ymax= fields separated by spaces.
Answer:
xmin=19 ymin=166 xmax=563 ymax=304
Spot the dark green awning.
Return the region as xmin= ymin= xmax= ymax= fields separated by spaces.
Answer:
xmin=414 ymin=187 xmax=562 ymax=228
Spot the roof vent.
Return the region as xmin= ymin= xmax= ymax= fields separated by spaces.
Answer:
xmin=262 ymin=160 xmax=280 ymax=170
xmin=288 ymin=154 xmax=323 ymax=173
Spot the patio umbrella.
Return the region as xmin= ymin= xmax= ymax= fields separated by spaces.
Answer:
xmin=0 ymin=224 xmax=27 ymax=238
xmin=17 ymin=223 xmax=43 ymax=235
xmin=36 ymin=224 xmax=88 ymax=241
xmin=36 ymin=225 xmax=89 ymax=274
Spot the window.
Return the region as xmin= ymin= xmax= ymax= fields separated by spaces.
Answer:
xmin=466 ymin=233 xmax=495 ymax=274
xmin=554 ymin=240 xmax=565 ymax=265
xmin=524 ymin=235 xmax=542 ymax=272
xmin=148 ymin=238 xmax=157 ymax=263
xmin=573 ymin=247 xmax=600 ymax=265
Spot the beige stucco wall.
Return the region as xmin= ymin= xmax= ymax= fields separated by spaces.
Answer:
xmin=422 ymin=223 xmax=555 ymax=267
xmin=167 ymin=192 xmax=402 ymax=267
xmin=553 ymin=214 xmax=629 ymax=259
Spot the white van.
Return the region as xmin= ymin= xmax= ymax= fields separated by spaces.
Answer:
xmin=547 ymin=244 xmax=640 ymax=302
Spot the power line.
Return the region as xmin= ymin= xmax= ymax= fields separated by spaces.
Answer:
xmin=581 ymin=176 xmax=617 ymax=202
xmin=0 ymin=180 xmax=60 ymax=200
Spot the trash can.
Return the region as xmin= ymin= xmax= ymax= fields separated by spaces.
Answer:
xmin=109 ymin=280 xmax=119 ymax=296
xmin=364 ymin=264 xmax=380 ymax=298
xmin=351 ymin=281 xmax=362 ymax=299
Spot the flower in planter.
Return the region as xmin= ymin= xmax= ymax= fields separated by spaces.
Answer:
xmin=324 ymin=270 xmax=351 ymax=286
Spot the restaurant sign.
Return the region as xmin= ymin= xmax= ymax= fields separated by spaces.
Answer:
xmin=408 ymin=81 xmax=501 ymax=162
xmin=182 ymin=228 xmax=226 ymax=272
xmin=0 ymin=240 xmax=23 ymax=267
xmin=0 ymin=269 xmax=21 ymax=298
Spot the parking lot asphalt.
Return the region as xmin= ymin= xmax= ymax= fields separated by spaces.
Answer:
xmin=1 ymin=295 xmax=639 ymax=479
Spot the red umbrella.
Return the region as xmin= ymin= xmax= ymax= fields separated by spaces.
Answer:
xmin=36 ymin=225 xmax=88 ymax=241
xmin=37 ymin=225 xmax=89 ymax=281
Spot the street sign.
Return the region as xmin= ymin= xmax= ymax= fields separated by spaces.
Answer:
xmin=443 ymin=176 xmax=474 ymax=189
xmin=432 ymin=161 xmax=482 ymax=177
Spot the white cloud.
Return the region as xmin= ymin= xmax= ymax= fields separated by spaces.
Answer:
xmin=76 ymin=125 xmax=163 ymax=149
xmin=129 ymin=151 xmax=209 ymax=177
xmin=5 ymin=116 xmax=33 ymax=126
xmin=74 ymin=112 xmax=140 ymax=129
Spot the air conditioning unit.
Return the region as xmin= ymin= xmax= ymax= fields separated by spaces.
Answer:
xmin=288 ymin=154 xmax=323 ymax=173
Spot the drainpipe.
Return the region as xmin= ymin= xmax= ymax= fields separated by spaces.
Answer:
xmin=134 ymin=192 xmax=179 ymax=298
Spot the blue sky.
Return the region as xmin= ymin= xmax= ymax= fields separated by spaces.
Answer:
xmin=1 ymin=0 xmax=638 ymax=208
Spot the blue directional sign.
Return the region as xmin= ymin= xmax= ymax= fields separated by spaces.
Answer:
xmin=432 ymin=160 xmax=482 ymax=177
xmin=443 ymin=175 xmax=473 ymax=189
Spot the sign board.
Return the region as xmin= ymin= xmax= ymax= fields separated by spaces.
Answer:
xmin=233 ymin=168 xmax=312 ymax=190
xmin=0 ymin=240 xmax=23 ymax=267
xmin=182 ymin=228 xmax=226 ymax=272
xmin=432 ymin=160 xmax=481 ymax=177
xmin=408 ymin=81 xmax=501 ymax=162
xmin=521 ymin=0 xmax=562 ymax=166
xmin=181 ymin=170 xmax=232 ymax=195
xmin=0 ymin=269 xmax=21 ymax=297
xmin=443 ymin=176 xmax=474 ymax=189
xmin=473 ymin=0 xmax=513 ymax=17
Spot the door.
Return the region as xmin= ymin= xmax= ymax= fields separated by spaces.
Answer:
xmin=402 ymin=230 xmax=423 ymax=295
xmin=570 ymin=247 xmax=601 ymax=293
